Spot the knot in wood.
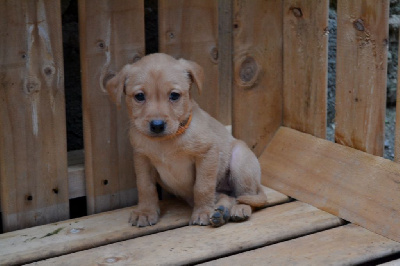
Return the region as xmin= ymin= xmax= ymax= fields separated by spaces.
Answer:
xmin=291 ymin=7 xmax=302 ymax=18
xmin=239 ymin=56 xmax=259 ymax=86
xmin=353 ymin=19 xmax=365 ymax=31
xmin=210 ymin=47 xmax=218 ymax=63
xmin=25 ymin=78 xmax=41 ymax=94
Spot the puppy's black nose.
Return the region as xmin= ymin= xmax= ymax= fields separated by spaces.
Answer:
xmin=150 ymin=120 xmax=166 ymax=134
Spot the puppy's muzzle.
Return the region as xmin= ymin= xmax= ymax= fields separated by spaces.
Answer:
xmin=150 ymin=120 xmax=166 ymax=134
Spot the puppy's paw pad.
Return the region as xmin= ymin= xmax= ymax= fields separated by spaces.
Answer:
xmin=129 ymin=209 xmax=159 ymax=227
xmin=210 ymin=205 xmax=230 ymax=227
xmin=230 ymin=204 xmax=252 ymax=222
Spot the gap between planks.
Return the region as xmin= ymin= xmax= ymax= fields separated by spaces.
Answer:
xmin=0 ymin=187 xmax=288 ymax=265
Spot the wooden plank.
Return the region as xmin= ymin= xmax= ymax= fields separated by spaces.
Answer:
xmin=205 ymin=224 xmax=400 ymax=265
xmin=0 ymin=188 xmax=288 ymax=265
xmin=282 ymin=0 xmax=328 ymax=138
xmin=335 ymin=0 xmax=389 ymax=156
xmin=68 ymin=164 xmax=85 ymax=199
xmin=260 ymin=127 xmax=400 ymax=242
xmin=218 ymin=0 xmax=233 ymax=125
xmin=0 ymin=0 xmax=69 ymax=232
xmin=232 ymin=0 xmax=283 ymax=156
xmin=27 ymin=202 xmax=343 ymax=265
xmin=78 ymin=0 xmax=144 ymax=214
xmin=395 ymin=33 xmax=400 ymax=162
xmin=159 ymin=0 xmax=224 ymax=123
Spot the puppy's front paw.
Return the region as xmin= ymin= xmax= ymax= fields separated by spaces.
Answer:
xmin=210 ymin=205 xmax=230 ymax=227
xmin=129 ymin=209 xmax=159 ymax=227
xmin=190 ymin=207 xmax=213 ymax=226
xmin=230 ymin=204 xmax=252 ymax=222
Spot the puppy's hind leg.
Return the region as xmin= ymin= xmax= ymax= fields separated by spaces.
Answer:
xmin=209 ymin=193 xmax=235 ymax=227
xmin=230 ymin=140 xmax=268 ymax=209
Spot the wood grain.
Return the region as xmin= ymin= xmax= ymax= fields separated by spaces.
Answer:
xmin=395 ymin=34 xmax=400 ymax=162
xmin=260 ymin=127 xmax=400 ymax=242
xmin=232 ymin=0 xmax=283 ymax=156
xmin=1 ymin=187 xmax=288 ymax=265
xmin=0 ymin=0 xmax=69 ymax=232
xmin=205 ymin=224 xmax=400 ymax=265
xmin=283 ymin=0 xmax=328 ymax=138
xmin=28 ymin=202 xmax=343 ymax=265
xmin=79 ymin=0 xmax=144 ymax=214
xmin=159 ymin=0 xmax=225 ymax=122
xmin=335 ymin=0 xmax=389 ymax=156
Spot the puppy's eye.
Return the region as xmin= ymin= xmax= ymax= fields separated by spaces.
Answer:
xmin=134 ymin=93 xmax=145 ymax=102
xmin=169 ymin=92 xmax=181 ymax=102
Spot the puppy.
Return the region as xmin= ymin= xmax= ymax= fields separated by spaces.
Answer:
xmin=106 ymin=53 xmax=267 ymax=227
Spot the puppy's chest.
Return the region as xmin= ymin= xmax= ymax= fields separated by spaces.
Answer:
xmin=146 ymin=148 xmax=196 ymax=198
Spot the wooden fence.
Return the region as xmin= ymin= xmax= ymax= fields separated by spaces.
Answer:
xmin=0 ymin=0 xmax=397 ymax=236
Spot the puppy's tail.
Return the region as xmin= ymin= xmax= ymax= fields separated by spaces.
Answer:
xmin=236 ymin=185 xmax=268 ymax=208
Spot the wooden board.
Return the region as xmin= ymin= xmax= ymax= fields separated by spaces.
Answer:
xmin=1 ymin=188 xmax=288 ymax=265
xmin=232 ymin=0 xmax=283 ymax=156
xmin=260 ymin=127 xmax=400 ymax=242
xmin=159 ymin=0 xmax=226 ymax=123
xmin=335 ymin=0 xmax=389 ymax=156
xmin=205 ymin=224 xmax=400 ymax=265
xmin=27 ymin=201 xmax=343 ymax=265
xmin=78 ymin=0 xmax=144 ymax=214
xmin=395 ymin=34 xmax=400 ymax=163
xmin=0 ymin=0 xmax=69 ymax=232
xmin=217 ymin=0 xmax=233 ymax=125
xmin=282 ymin=0 xmax=328 ymax=139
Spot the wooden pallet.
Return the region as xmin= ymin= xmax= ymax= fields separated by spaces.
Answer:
xmin=2 ymin=128 xmax=400 ymax=265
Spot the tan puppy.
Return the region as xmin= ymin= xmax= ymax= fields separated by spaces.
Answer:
xmin=107 ymin=53 xmax=267 ymax=227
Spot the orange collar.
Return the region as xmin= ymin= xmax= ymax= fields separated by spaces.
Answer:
xmin=152 ymin=114 xmax=192 ymax=141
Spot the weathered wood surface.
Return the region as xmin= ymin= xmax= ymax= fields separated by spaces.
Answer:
xmin=29 ymin=202 xmax=343 ymax=265
xmin=395 ymin=33 xmax=400 ymax=163
xmin=0 ymin=200 xmax=190 ymax=265
xmin=205 ymin=224 xmax=400 ymax=266
xmin=159 ymin=0 xmax=225 ymax=123
xmin=260 ymin=127 xmax=400 ymax=242
xmin=0 ymin=0 xmax=69 ymax=232
xmin=1 ymin=187 xmax=288 ymax=265
xmin=335 ymin=0 xmax=389 ymax=156
xmin=79 ymin=0 xmax=143 ymax=214
xmin=282 ymin=0 xmax=328 ymax=138
xmin=232 ymin=0 xmax=283 ymax=156
xmin=218 ymin=0 xmax=233 ymax=125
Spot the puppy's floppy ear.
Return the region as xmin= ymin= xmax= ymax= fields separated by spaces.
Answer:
xmin=106 ymin=65 xmax=131 ymax=107
xmin=179 ymin=58 xmax=204 ymax=94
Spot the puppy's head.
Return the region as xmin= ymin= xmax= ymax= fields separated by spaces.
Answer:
xmin=106 ymin=53 xmax=203 ymax=139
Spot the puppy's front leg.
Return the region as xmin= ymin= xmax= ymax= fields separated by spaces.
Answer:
xmin=190 ymin=149 xmax=219 ymax=226
xmin=129 ymin=153 xmax=160 ymax=227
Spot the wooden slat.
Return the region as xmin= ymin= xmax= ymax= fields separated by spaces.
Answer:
xmin=205 ymin=224 xmax=400 ymax=265
xmin=282 ymin=0 xmax=328 ymax=138
xmin=232 ymin=0 xmax=283 ymax=156
xmin=260 ymin=127 xmax=400 ymax=242
xmin=0 ymin=0 xmax=69 ymax=232
xmin=335 ymin=0 xmax=389 ymax=156
xmin=395 ymin=33 xmax=400 ymax=162
xmin=218 ymin=0 xmax=233 ymax=125
xmin=78 ymin=0 xmax=144 ymax=214
xmin=0 ymin=187 xmax=288 ymax=265
xmin=159 ymin=0 xmax=225 ymax=122
xmin=27 ymin=201 xmax=343 ymax=265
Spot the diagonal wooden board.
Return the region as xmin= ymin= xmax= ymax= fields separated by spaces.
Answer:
xmin=28 ymin=201 xmax=343 ymax=265
xmin=0 ymin=187 xmax=288 ymax=265
xmin=260 ymin=127 xmax=400 ymax=243
xmin=205 ymin=224 xmax=400 ymax=265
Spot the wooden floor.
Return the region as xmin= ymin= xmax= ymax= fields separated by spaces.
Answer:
xmin=1 ymin=184 xmax=399 ymax=265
